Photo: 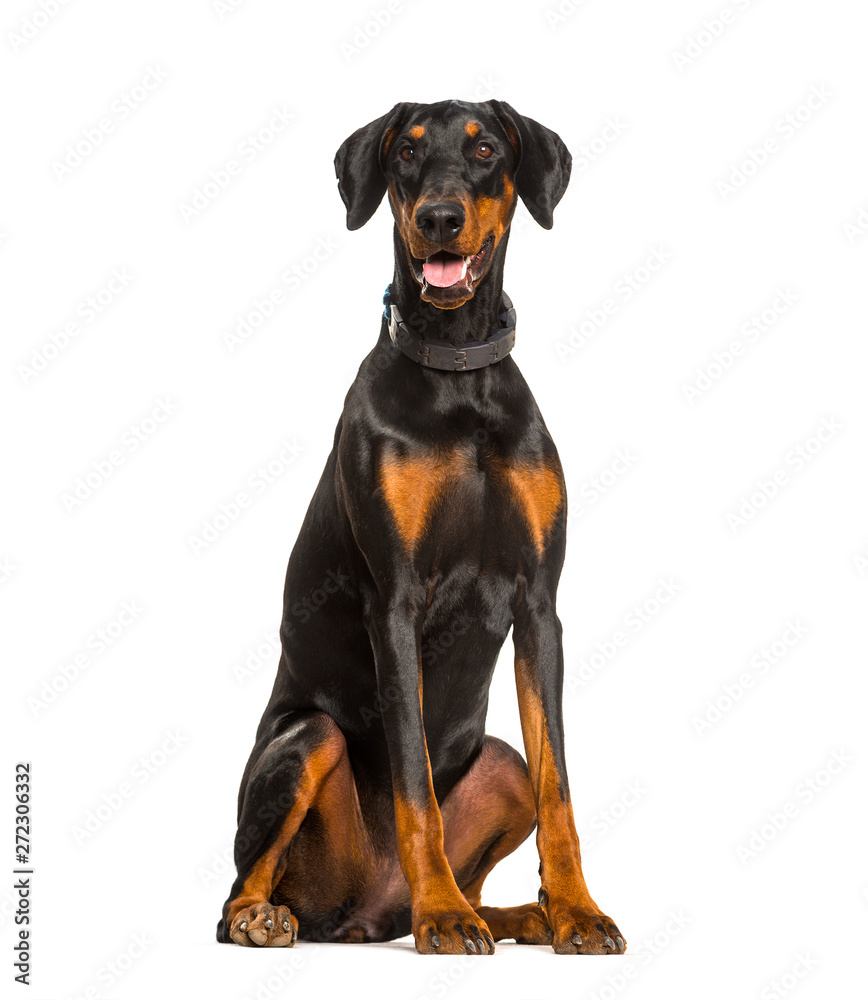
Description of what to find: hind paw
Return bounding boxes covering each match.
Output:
[230,903,297,947]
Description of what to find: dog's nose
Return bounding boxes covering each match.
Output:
[415,201,465,244]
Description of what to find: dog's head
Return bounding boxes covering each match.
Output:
[335,100,572,309]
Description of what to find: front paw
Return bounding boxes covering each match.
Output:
[540,891,625,955]
[414,903,495,955]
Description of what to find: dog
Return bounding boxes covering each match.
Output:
[216,99,625,956]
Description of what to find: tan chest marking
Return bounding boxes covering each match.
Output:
[379,449,563,559]
[497,460,564,557]
[379,447,473,555]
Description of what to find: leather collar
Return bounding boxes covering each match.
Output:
[382,285,516,371]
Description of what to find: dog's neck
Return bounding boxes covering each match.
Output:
[387,226,511,348]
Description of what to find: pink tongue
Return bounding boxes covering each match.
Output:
[423,254,465,288]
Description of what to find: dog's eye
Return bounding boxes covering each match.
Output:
[399,146,414,162]
[476,142,493,160]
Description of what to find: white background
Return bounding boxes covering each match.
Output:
[3,0,867,997]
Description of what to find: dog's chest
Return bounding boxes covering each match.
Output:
[378,442,563,560]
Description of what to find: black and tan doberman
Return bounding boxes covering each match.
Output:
[216,99,626,955]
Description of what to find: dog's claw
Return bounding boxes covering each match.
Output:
[603,935,616,951]
[264,919,273,929]
[571,932,582,946]
[615,935,624,951]
[431,932,440,948]
[239,921,247,932]
[538,887,548,907]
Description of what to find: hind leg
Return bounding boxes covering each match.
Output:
[475,903,553,944]
[282,734,551,949]
[438,736,553,947]
[216,710,371,946]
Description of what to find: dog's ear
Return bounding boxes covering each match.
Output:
[489,101,572,229]
[334,104,410,230]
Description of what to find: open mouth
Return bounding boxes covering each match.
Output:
[414,235,494,302]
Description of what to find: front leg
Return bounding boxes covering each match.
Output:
[513,594,626,955]
[366,589,495,956]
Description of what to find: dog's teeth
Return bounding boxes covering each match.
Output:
[460,259,468,278]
